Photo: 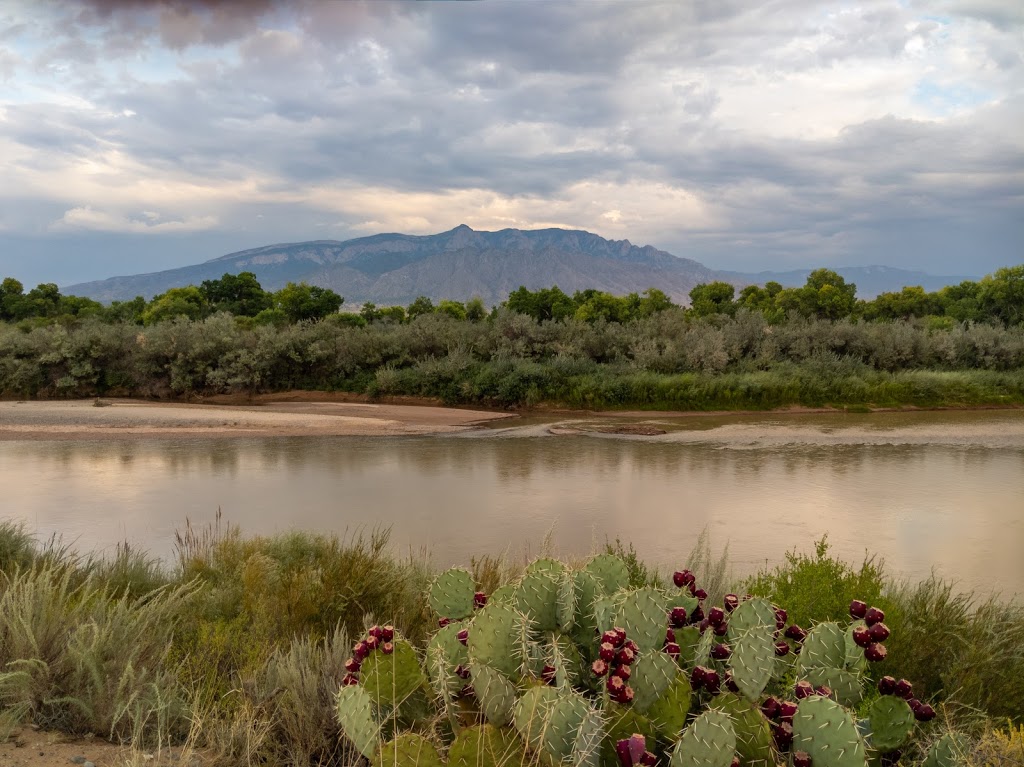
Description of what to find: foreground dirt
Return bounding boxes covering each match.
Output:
[0,728,201,767]
[0,398,514,440]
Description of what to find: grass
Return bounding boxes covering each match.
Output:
[0,520,1022,764]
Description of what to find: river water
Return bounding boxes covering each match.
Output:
[2,411,1022,596]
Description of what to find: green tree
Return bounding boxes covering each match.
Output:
[637,287,675,317]
[862,286,940,321]
[24,283,62,318]
[377,305,407,323]
[506,286,575,321]
[937,280,982,323]
[103,296,147,324]
[273,282,343,322]
[797,269,857,320]
[0,277,25,321]
[406,296,435,319]
[977,266,1024,325]
[465,296,487,322]
[436,299,468,320]
[200,272,272,316]
[574,291,630,323]
[688,281,736,317]
[141,286,208,325]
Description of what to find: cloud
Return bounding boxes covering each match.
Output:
[52,206,217,233]
[0,0,1022,283]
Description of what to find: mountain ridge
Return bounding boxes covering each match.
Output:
[64,225,977,304]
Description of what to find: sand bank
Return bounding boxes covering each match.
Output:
[0,398,513,440]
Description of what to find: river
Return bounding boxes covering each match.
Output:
[2,410,1022,596]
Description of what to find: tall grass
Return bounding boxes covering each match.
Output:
[0,522,1021,762]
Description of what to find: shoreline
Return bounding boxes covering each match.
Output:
[0,397,515,441]
[0,394,1020,441]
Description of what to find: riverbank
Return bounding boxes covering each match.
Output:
[0,398,514,440]
[2,394,1022,441]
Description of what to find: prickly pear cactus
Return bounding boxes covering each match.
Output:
[646,672,692,739]
[727,598,776,640]
[616,587,669,653]
[798,621,848,670]
[516,567,561,632]
[547,632,582,688]
[512,685,559,753]
[360,638,427,709]
[428,568,476,620]
[540,692,600,765]
[729,625,775,701]
[335,685,379,758]
[670,709,737,767]
[470,663,518,727]
[557,569,577,630]
[447,724,529,767]
[373,733,444,767]
[845,620,870,672]
[803,665,863,707]
[712,693,775,767]
[468,601,531,677]
[631,651,679,712]
[584,553,630,594]
[425,621,468,697]
[866,695,915,752]
[922,733,970,767]
[791,695,868,767]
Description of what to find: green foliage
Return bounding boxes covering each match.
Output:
[273,281,343,322]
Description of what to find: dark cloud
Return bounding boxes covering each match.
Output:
[1,0,1021,283]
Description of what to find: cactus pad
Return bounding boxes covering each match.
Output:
[489,584,516,604]
[426,622,468,697]
[468,601,530,677]
[512,685,559,752]
[729,626,775,701]
[584,553,630,594]
[360,639,427,710]
[713,693,775,767]
[541,691,598,764]
[516,568,560,632]
[646,672,693,739]
[866,695,915,752]
[556,569,577,630]
[616,586,670,653]
[792,695,868,767]
[670,709,738,767]
[802,665,863,708]
[447,724,529,767]
[428,568,476,619]
[373,733,443,767]
[470,663,517,727]
[798,621,848,671]
[631,650,680,712]
[335,685,379,758]
[922,733,969,767]
[727,598,777,640]
[845,620,869,672]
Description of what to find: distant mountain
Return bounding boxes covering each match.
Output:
[722,266,977,299]
[64,225,977,305]
[64,225,733,305]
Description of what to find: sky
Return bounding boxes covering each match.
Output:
[0,0,1022,287]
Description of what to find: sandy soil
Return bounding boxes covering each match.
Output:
[0,398,514,440]
[0,727,201,767]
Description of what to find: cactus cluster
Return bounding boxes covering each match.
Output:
[333,555,953,767]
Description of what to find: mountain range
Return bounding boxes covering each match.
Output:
[64,225,976,305]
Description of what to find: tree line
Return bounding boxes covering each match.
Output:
[0,265,1021,328]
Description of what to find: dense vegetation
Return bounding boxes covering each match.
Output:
[1,267,1022,409]
[0,522,1020,764]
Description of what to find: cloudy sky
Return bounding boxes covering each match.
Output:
[1,0,1021,287]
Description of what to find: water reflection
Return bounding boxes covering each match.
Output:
[1,412,1022,597]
